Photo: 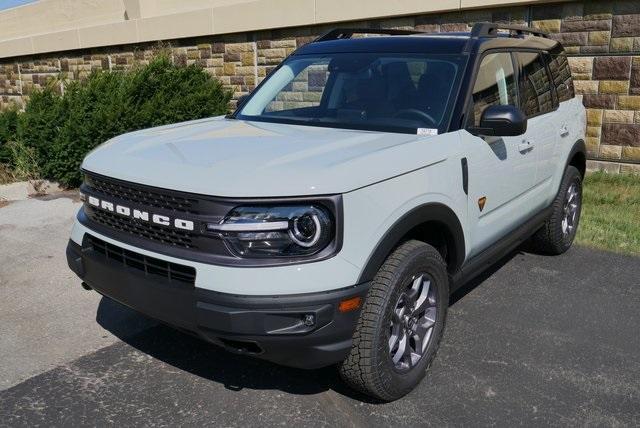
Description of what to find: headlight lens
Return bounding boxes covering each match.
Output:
[206,205,333,258]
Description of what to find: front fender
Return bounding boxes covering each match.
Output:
[356,202,465,283]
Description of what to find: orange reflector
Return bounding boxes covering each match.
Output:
[339,296,362,313]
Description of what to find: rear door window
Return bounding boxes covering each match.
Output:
[546,48,575,103]
[516,52,554,117]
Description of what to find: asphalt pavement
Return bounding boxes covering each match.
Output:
[1,197,639,426]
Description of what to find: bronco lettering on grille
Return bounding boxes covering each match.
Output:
[87,195,195,231]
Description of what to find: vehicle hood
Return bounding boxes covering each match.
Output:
[82,116,450,197]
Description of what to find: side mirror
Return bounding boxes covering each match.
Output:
[472,105,527,137]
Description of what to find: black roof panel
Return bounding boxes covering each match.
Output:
[294,33,560,56]
[295,35,471,55]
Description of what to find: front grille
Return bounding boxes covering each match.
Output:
[83,172,210,250]
[86,235,196,286]
[86,173,200,214]
[89,207,196,249]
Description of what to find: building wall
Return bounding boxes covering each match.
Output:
[0,0,639,173]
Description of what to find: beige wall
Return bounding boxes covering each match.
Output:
[0,0,559,59]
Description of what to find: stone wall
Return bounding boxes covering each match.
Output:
[0,0,639,173]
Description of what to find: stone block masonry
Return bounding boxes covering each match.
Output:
[1,0,640,173]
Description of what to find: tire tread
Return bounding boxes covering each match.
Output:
[529,166,582,255]
[339,240,447,401]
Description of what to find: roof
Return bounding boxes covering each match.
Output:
[294,24,561,56]
[296,35,472,55]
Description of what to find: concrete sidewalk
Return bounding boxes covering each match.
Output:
[0,196,153,390]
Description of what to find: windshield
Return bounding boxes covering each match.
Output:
[236,53,467,134]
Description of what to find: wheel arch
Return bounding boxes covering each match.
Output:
[357,203,466,283]
[567,139,586,178]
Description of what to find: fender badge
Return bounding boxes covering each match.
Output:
[478,197,487,212]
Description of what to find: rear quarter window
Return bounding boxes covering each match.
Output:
[547,53,575,103]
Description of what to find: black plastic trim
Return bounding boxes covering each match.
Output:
[314,28,427,42]
[470,22,548,39]
[566,140,587,177]
[67,238,370,369]
[461,158,469,195]
[355,201,555,294]
[357,203,465,283]
[451,204,552,290]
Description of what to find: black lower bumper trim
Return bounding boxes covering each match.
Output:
[66,238,369,369]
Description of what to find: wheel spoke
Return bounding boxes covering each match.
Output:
[388,323,401,351]
[413,279,431,315]
[391,330,408,364]
[405,275,422,306]
[402,331,414,367]
[392,306,404,324]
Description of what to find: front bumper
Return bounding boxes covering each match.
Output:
[66,237,369,369]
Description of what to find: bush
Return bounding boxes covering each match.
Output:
[6,140,40,181]
[0,54,232,187]
[0,106,18,165]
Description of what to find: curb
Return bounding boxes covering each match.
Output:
[0,180,64,202]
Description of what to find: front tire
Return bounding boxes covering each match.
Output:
[530,165,583,255]
[339,240,449,401]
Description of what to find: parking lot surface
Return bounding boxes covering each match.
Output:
[1,197,639,426]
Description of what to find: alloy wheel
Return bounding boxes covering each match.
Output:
[562,182,579,237]
[388,274,437,372]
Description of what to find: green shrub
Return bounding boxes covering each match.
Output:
[16,88,66,171]
[0,106,19,165]
[1,54,232,187]
[6,139,40,181]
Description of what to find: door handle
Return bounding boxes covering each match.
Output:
[559,124,570,137]
[518,140,533,153]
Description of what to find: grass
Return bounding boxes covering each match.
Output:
[577,171,640,255]
[0,164,17,184]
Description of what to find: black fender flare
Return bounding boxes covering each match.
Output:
[566,139,586,177]
[357,203,466,283]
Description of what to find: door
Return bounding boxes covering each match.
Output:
[544,49,578,203]
[515,51,559,209]
[461,51,538,256]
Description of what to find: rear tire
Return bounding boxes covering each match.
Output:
[339,240,449,401]
[529,165,582,255]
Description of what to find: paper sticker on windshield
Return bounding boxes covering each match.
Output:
[417,128,438,136]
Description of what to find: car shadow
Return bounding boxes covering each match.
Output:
[96,247,525,403]
[96,297,376,402]
[450,248,522,305]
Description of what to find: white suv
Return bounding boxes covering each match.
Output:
[66,23,586,401]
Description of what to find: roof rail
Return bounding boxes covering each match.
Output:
[314,28,426,43]
[470,22,548,38]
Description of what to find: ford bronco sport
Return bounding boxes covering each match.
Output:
[67,23,586,401]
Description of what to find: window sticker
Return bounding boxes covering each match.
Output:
[417,128,439,136]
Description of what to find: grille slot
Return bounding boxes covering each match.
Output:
[87,235,196,285]
[89,208,196,249]
[86,174,200,214]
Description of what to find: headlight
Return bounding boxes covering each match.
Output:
[206,205,334,258]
